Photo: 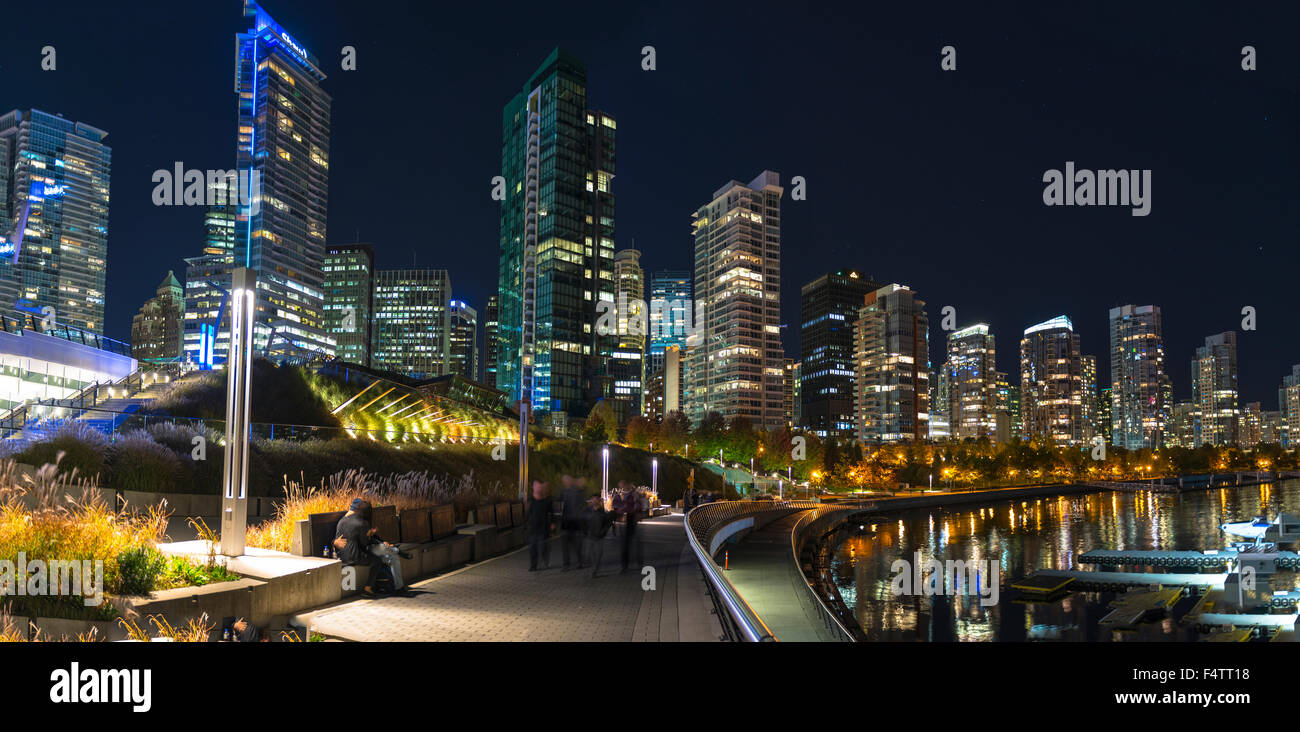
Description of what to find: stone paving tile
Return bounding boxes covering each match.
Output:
[307,515,698,642]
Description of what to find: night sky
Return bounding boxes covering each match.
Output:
[2,1,1296,406]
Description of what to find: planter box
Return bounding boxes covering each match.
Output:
[127,578,263,637]
[30,616,127,642]
[399,507,432,544]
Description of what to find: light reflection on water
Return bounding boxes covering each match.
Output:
[830,480,1300,642]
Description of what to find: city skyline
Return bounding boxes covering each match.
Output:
[1,1,1296,409]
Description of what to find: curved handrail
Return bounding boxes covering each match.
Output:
[683,500,821,642]
[790,506,867,642]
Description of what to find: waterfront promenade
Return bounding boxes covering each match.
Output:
[296,513,722,642]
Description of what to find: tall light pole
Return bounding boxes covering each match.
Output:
[219,267,255,557]
[685,443,689,460]
[652,458,658,495]
[602,445,610,504]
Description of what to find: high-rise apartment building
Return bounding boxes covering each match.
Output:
[233,1,333,358]
[606,248,645,422]
[323,244,374,367]
[448,300,478,381]
[799,269,879,439]
[995,371,1022,438]
[1108,304,1169,449]
[1019,315,1087,446]
[1191,331,1238,447]
[0,109,110,333]
[131,271,184,361]
[684,171,785,430]
[853,284,929,443]
[1081,354,1099,441]
[1095,387,1113,444]
[1240,401,1262,448]
[483,294,499,384]
[1277,364,1300,448]
[944,324,998,440]
[648,269,691,376]
[372,269,451,380]
[496,48,615,422]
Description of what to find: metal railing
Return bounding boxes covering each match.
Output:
[790,506,875,642]
[683,499,821,642]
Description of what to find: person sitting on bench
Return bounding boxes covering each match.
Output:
[333,498,412,596]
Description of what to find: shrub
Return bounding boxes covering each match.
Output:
[115,546,166,595]
[13,422,107,480]
[106,430,184,493]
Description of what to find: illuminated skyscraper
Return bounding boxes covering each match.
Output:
[853,284,929,443]
[1019,315,1087,446]
[497,48,615,423]
[1281,364,1300,448]
[944,324,998,440]
[372,269,451,380]
[448,300,478,381]
[1192,332,1238,447]
[1108,304,1169,449]
[685,171,785,431]
[483,294,499,384]
[0,109,110,333]
[323,244,374,367]
[648,269,691,373]
[131,271,184,361]
[183,178,238,365]
[233,1,333,358]
[606,248,644,421]
[799,269,879,439]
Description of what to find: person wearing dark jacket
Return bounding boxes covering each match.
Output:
[582,495,614,577]
[526,480,553,571]
[333,498,411,595]
[617,481,644,573]
[559,474,586,570]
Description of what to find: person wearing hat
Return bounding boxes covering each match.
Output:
[333,498,411,596]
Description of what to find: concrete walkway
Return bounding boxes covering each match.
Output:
[719,510,834,642]
[296,514,722,642]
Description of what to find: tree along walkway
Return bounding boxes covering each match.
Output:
[296,513,722,642]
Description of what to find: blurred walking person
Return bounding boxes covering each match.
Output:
[582,494,613,577]
[617,480,644,573]
[526,480,553,571]
[559,474,586,570]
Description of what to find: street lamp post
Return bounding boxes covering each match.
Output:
[602,446,610,504]
[219,267,255,557]
[652,458,658,494]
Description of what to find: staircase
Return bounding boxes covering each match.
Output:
[2,366,194,443]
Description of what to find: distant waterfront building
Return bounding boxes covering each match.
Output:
[607,248,645,423]
[648,269,691,376]
[234,1,334,359]
[1261,409,1284,446]
[1191,332,1238,447]
[1240,401,1262,448]
[183,178,238,365]
[482,294,499,384]
[995,371,1022,438]
[323,244,374,367]
[131,271,185,362]
[945,324,998,441]
[448,300,478,381]
[1167,401,1198,448]
[496,48,616,420]
[645,344,684,421]
[1019,315,1087,446]
[0,109,111,334]
[684,171,785,431]
[1279,364,1300,448]
[929,367,950,440]
[372,269,451,380]
[1095,387,1113,444]
[1081,354,1099,441]
[799,269,879,440]
[1108,305,1169,449]
[852,284,929,444]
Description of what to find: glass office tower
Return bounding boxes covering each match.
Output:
[234,1,334,358]
[324,244,374,367]
[497,48,616,422]
[0,109,111,334]
[799,269,879,439]
[372,269,451,380]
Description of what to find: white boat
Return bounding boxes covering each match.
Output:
[1220,515,1271,540]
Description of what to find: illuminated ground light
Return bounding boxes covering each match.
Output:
[320,375,519,445]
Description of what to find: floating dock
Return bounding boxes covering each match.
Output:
[1080,548,1300,570]
[1018,569,1226,591]
[1099,587,1183,627]
[1010,573,1076,596]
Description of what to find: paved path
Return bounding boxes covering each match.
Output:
[720,510,836,642]
[298,514,722,642]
